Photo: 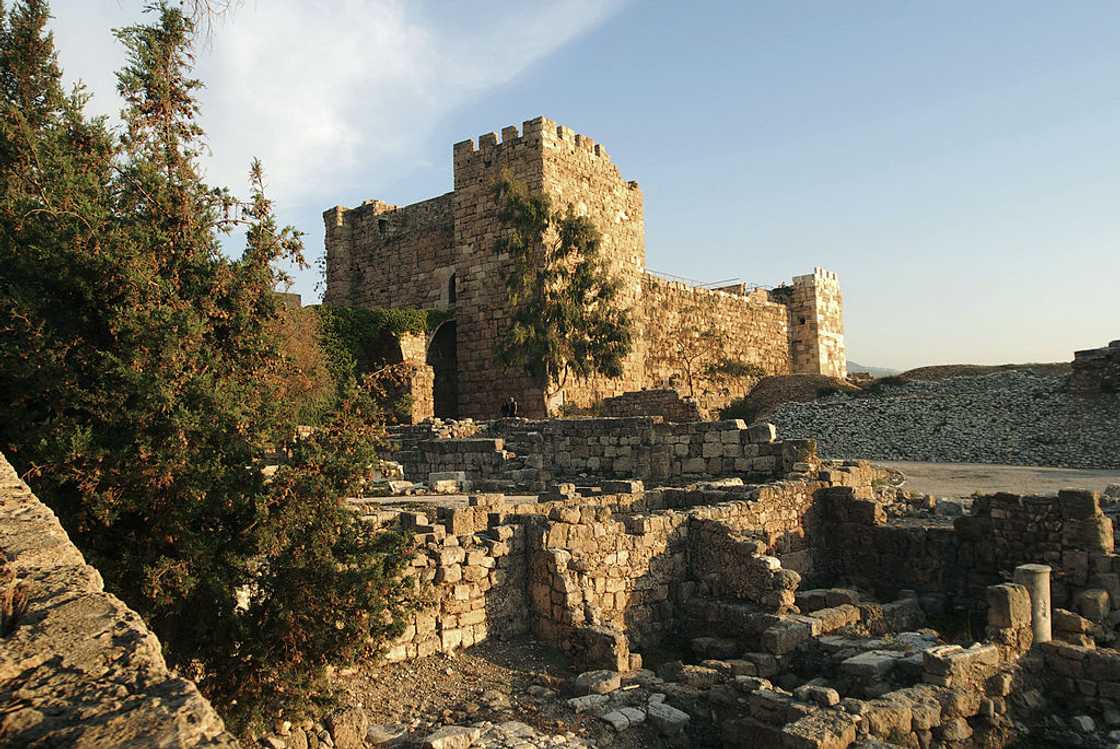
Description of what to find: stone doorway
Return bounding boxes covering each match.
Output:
[427,320,458,419]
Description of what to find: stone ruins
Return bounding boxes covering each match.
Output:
[322,117,846,420]
[4,116,1118,749]
[7,405,1118,748]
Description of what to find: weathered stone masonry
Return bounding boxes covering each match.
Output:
[325,117,847,419]
[0,452,236,748]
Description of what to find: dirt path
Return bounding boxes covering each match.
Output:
[878,460,1120,497]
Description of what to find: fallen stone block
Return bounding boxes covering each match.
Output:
[647,701,690,736]
[567,694,609,713]
[781,710,858,749]
[574,669,621,695]
[676,664,721,689]
[1076,588,1111,622]
[599,710,631,731]
[794,684,841,707]
[747,422,777,444]
[421,725,481,749]
[810,604,861,633]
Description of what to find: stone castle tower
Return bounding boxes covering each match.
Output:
[324,116,845,419]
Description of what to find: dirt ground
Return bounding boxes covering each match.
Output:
[339,635,671,747]
[879,460,1120,497]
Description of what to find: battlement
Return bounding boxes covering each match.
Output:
[326,116,845,417]
[452,116,544,156]
[793,266,840,286]
[451,116,636,189]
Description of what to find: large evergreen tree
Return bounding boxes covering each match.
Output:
[494,179,634,398]
[0,1,413,730]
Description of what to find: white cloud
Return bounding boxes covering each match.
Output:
[50,0,626,206]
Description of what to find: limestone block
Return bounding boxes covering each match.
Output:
[647,701,690,736]
[683,457,706,474]
[1076,588,1111,622]
[841,651,899,680]
[1059,489,1101,520]
[794,684,841,707]
[421,725,481,749]
[986,583,1032,629]
[599,710,631,731]
[574,669,622,695]
[677,665,722,689]
[567,694,609,713]
[809,604,860,633]
[762,618,813,655]
[1054,607,1093,633]
[781,710,858,749]
[327,708,369,749]
[619,706,646,725]
[747,422,777,444]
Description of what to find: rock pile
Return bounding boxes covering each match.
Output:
[770,371,1120,468]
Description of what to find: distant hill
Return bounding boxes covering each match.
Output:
[847,361,900,378]
[899,362,1071,381]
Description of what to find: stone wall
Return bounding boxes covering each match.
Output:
[639,275,792,414]
[0,452,236,747]
[1072,340,1120,395]
[819,486,1119,614]
[1039,639,1120,715]
[394,437,511,484]
[600,388,702,422]
[382,496,532,662]
[366,454,881,670]
[388,417,821,485]
[322,194,455,309]
[325,116,846,420]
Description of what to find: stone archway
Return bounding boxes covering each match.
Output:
[426,320,458,419]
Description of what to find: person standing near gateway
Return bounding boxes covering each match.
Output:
[501,396,519,418]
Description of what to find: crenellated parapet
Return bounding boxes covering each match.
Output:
[325,117,846,419]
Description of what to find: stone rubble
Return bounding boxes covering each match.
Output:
[770,371,1120,468]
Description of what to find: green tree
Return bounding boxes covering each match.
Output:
[0,1,413,731]
[493,178,633,397]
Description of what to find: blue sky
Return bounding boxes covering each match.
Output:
[53,1,1119,370]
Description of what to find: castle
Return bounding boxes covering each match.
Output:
[324,117,846,419]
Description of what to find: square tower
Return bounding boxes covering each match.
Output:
[450,117,647,418]
[789,267,847,379]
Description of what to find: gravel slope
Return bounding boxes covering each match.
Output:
[769,371,1120,469]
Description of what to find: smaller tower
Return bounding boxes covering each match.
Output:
[788,267,846,379]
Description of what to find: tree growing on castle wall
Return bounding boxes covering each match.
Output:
[0,1,414,731]
[493,178,634,396]
[652,293,765,409]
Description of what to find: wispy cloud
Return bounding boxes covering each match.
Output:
[51,0,626,205]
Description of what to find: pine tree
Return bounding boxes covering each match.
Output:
[0,1,414,731]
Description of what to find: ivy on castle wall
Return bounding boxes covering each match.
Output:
[299,306,453,425]
[313,305,451,384]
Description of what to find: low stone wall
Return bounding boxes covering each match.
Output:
[0,452,236,748]
[1039,639,1120,714]
[387,417,819,486]
[1072,340,1120,395]
[394,437,510,483]
[599,388,702,422]
[371,461,878,669]
[819,485,1119,615]
[386,497,531,661]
